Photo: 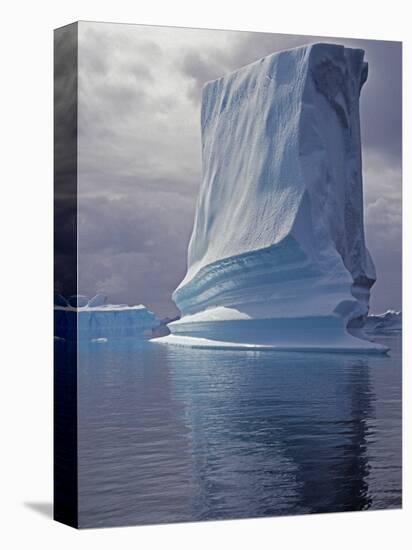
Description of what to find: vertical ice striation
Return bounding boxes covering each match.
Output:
[158,43,387,353]
[54,304,158,340]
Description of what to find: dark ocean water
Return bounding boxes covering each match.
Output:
[75,334,401,528]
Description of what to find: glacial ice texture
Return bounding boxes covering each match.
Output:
[159,43,387,353]
[54,304,158,340]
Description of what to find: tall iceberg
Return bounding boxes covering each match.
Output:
[158,43,387,353]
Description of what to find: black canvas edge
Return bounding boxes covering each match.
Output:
[53,21,79,529]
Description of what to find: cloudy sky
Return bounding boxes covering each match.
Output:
[77,22,402,317]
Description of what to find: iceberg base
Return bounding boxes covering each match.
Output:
[153,334,388,354]
[152,315,389,355]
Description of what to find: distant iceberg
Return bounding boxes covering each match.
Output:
[157,43,388,353]
[364,311,402,334]
[67,294,88,307]
[54,296,158,340]
[87,293,108,307]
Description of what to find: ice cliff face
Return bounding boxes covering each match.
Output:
[54,303,158,340]
[159,43,386,353]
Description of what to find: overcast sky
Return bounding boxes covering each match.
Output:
[77,21,402,317]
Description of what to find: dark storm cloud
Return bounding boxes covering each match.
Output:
[78,189,195,315]
[181,51,227,102]
[358,41,402,162]
[54,24,78,197]
[77,22,402,316]
[54,23,78,296]
[363,149,402,312]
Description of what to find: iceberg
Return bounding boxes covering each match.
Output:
[68,294,89,307]
[150,316,181,338]
[157,43,387,353]
[54,292,69,307]
[54,303,158,340]
[87,293,108,307]
[364,311,402,334]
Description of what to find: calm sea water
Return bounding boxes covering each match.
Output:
[75,334,402,528]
